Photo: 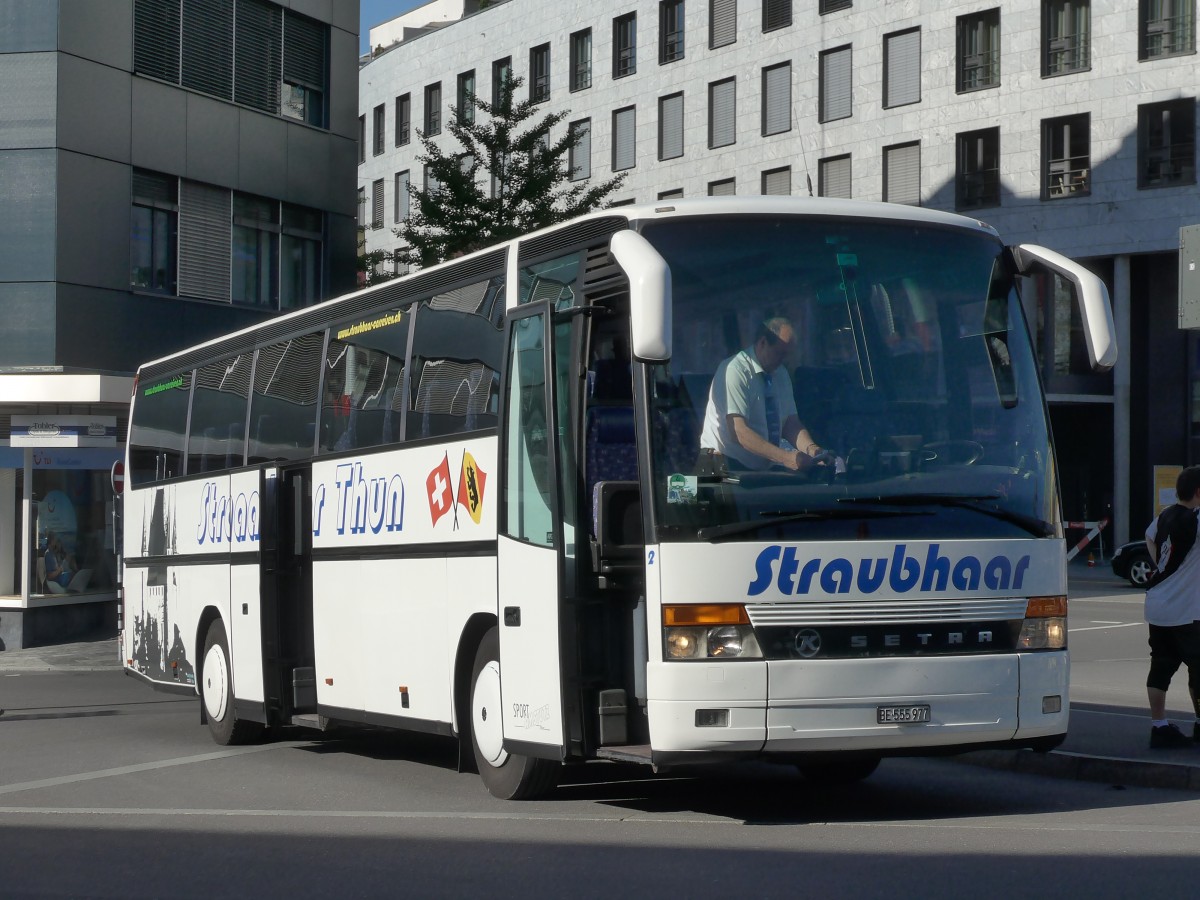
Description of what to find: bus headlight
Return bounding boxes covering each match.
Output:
[1018,596,1067,650]
[663,605,763,659]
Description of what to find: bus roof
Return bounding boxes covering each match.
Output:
[137,196,999,373]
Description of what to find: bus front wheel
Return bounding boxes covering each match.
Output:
[201,618,261,746]
[469,628,559,800]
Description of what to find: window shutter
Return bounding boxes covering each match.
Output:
[885,29,920,107]
[710,78,735,147]
[613,107,636,171]
[762,63,791,135]
[179,180,231,301]
[820,156,851,198]
[395,171,410,222]
[372,179,384,228]
[764,0,792,30]
[284,10,326,90]
[762,166,791,195]
[820,46,852,121]
[234,0,281,113]
[570,120,592,180]
[182,0,233,100]
[660,94,684,160]
[710,0,736,48]
[885,143,921,205]
[709,178,736,196]
[134,0,180,82]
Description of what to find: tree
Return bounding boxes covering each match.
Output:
[356,226,398,287]
[396,75,626,268]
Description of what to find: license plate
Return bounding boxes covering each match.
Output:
[877,704,931,724]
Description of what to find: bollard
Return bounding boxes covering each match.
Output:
[1087,551,1095,567]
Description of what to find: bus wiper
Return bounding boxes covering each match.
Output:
[838,493,1054,537]
[697,507,919,542]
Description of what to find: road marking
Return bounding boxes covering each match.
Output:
[1068,622,1142,633]
[0,742,309,797]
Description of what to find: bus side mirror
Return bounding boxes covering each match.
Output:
[1011,243,1117,372]
[610,230,672,363]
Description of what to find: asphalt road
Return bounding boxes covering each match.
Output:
[3,658,1200,899]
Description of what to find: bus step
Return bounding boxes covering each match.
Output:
[290,713,328,731]
[595,744,653,765]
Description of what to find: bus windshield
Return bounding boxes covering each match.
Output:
[639,214,1057,545]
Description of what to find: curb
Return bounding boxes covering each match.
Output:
[957,748,1200,792]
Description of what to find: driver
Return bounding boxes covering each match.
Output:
[699,317,826,472]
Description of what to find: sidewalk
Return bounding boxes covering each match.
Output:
[3,563,1199,791]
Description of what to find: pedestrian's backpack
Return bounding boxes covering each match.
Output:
[1146,504,1200,590]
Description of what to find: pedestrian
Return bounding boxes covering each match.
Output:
[1144,465,1200,748]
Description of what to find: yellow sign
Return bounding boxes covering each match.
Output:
[1153,465,1183,515]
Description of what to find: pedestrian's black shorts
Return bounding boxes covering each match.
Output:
[1146,621,1200,692]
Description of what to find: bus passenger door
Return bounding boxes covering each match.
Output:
[497,302,569,758]
[260,464,316,724]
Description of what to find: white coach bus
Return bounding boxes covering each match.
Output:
[121,197,1115,799]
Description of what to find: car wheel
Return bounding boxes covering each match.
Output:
[1128,552,1154,587]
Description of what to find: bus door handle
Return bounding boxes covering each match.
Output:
[504,607,521,627]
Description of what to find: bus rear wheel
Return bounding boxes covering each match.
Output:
[201,618,261,746]
[469,627,559,800]
[796,756,881,784]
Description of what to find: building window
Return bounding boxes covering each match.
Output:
[394,249,410,277]
[956,128,1001,210]
[708,77,736,148]
[396,93,411,146]
[358,114,365,163]
[569,119,591,180]
[660,0,685,64]
[371,178,384,229]
[819,45,852,123]
[762,62,791,136]
[614,13,637,78]
[424,164,441,194]
[492,57,512,107]
[131,169,178,295]
[819,154,851,198]
[134,1,328,127]
[424,82,442,135]
[884,141,921,206]
[613,105,636,171]
[708,178,735,195]
[372,103,385,156]
[395,170,410,223]
[1140,0,1196,59]
[958,9,1001,92]
[658,188,684,200]
[762,166,791,195]
[356,187,365,228]
[530,44,551,103]
[1043,0,1090,76]
[1043,114,1090,199]
[710,0,736,48]
[281,203,322,309]
[232,192,279,308]
[884,28,921,108]
[458,70,476,124]
[821,0,852,12]
[570,29,592,91]
[1138,98,1197,188]
[763,0,791,32]
[659,92,685,160]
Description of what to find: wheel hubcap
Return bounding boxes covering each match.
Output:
[472,659,506,767]
[202,642,229,722]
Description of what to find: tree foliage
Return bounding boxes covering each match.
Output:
[396,75,626,267]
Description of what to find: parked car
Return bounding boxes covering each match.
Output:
[1111,540,1154,587]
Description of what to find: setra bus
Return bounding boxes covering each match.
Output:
[121,197,1116,799]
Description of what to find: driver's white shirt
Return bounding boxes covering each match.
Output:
[699,347,797,471]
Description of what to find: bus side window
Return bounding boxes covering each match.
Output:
[128,370,192,485]
[319,307,409,454]
[188,355,252,474]
[248,333,323,464]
